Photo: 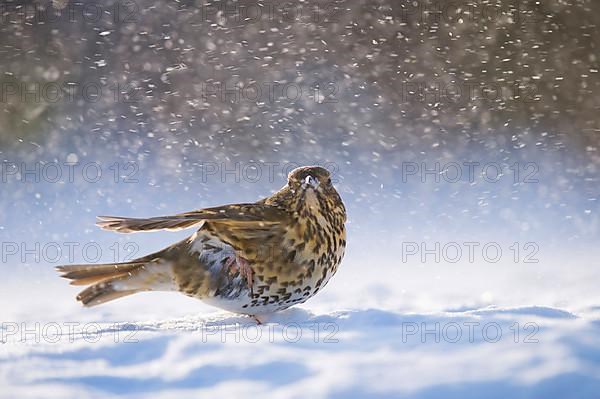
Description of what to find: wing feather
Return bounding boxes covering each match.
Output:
[97,204,286,234]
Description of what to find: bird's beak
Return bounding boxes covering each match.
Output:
[303,175,320,189]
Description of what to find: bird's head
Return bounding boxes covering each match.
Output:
[283,166,346,222]
[287,165,331,193]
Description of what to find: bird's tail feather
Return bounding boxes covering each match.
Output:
[57,262,145,285]
[56,260,174,307]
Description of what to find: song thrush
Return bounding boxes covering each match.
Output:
[57,166,347,315]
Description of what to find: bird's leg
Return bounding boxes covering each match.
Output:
[224,253,254,294]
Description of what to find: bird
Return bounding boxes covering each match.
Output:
[56,165,347,316]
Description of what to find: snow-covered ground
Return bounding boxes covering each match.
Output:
[2,305,600,399]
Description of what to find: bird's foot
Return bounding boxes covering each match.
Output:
[225,254,254,294]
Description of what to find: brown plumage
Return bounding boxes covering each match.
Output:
[57,166,347,315]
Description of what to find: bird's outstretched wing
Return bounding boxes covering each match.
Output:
[97,204,287,233]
